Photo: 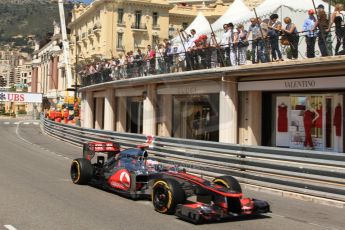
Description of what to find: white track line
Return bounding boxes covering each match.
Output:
[4,122,10,125]
[4,225,18,230]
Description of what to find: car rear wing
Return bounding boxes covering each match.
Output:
[83,142,121,160]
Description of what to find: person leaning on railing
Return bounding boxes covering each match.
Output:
[315,4,330,57]
[328,3,345,55]
[228,23,239,66]
[248,17,268,64]
[236,24,249,65]
[281,17,299,60]
[268,14,283,61]
[303,9,317,58]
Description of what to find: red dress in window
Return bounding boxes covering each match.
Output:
[315,106,322,128]
[333,105,342,137]
[277,105,288,132]
[304,110,314,147]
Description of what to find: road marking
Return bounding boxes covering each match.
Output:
[14,122,20,125]
[33,122,39,125]
[4,122,10,125]
[23,122,30,125]
[270,213,340,230]
[4,225,18,230]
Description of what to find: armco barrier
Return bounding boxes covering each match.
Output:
[42,118,345,202]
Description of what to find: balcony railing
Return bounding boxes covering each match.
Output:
[117,21,126,27]
[152,24,160,30]
[131,23,147,30]
[80,28,344,88]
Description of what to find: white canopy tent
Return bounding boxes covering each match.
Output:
[211,0,251,33]
[171,12,210,45]
[234,0,333,25]
[231,0,334,58]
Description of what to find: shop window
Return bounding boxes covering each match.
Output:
[276,95,335,151]
[172,94,219,142]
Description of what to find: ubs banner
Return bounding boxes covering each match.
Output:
[0,92,43,103]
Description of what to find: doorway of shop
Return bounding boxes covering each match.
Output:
[126,98,143,134]
[173,94,219,141]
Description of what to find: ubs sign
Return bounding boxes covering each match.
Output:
[0,92,42,103]
[284,80,316,89]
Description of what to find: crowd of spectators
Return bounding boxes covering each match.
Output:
[81,4,345,86]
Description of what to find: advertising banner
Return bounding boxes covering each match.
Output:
[0,92,43,103]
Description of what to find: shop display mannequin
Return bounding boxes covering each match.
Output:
[315,102,323,137]
[304,103,319,149]
[277,102,288,132]
[334,103,342,137]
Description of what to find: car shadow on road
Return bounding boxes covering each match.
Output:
[176,214,271,225]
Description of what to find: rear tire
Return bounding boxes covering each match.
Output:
[152,178,185,214]
[70,158,93,185]
[213,175,242,193]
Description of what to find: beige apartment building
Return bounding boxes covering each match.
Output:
[68,0,172,63]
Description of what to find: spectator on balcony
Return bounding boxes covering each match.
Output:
[145,45,156,75]
[196,35,208,69]
[303,9,317,58]
[156,44,166,74]
[118,53,127,79]
[190,29,200,69]
[315,4,330,56]
[237,24,249,65]
[89,64,97,74]
[228,23,239,66]
[220,23,230,66]
[175,45,186,72]
[208,32,221,68]
[268,14,283,61]
[248,18,268,64]
[282,17,299,60]
[134,49,145,77]
[329,3,345,55]
[164,42,174,73]
[126,51,134,77]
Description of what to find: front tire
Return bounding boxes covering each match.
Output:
[70,158,93,185]
[152,178,185,214]
[213,175,242,193]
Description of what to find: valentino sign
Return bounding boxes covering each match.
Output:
[238,76,345,91]
[284,80,316,89]
[0,92,43,103]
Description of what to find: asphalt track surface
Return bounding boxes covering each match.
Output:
[0,119,344,230]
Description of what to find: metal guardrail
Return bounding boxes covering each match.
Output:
[42,117,345,202]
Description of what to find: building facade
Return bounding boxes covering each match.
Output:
[31,27,67,110]
[79,56,345,153]
[68,0,172,63]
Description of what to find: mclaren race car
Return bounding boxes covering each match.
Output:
[70,141,270,224]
